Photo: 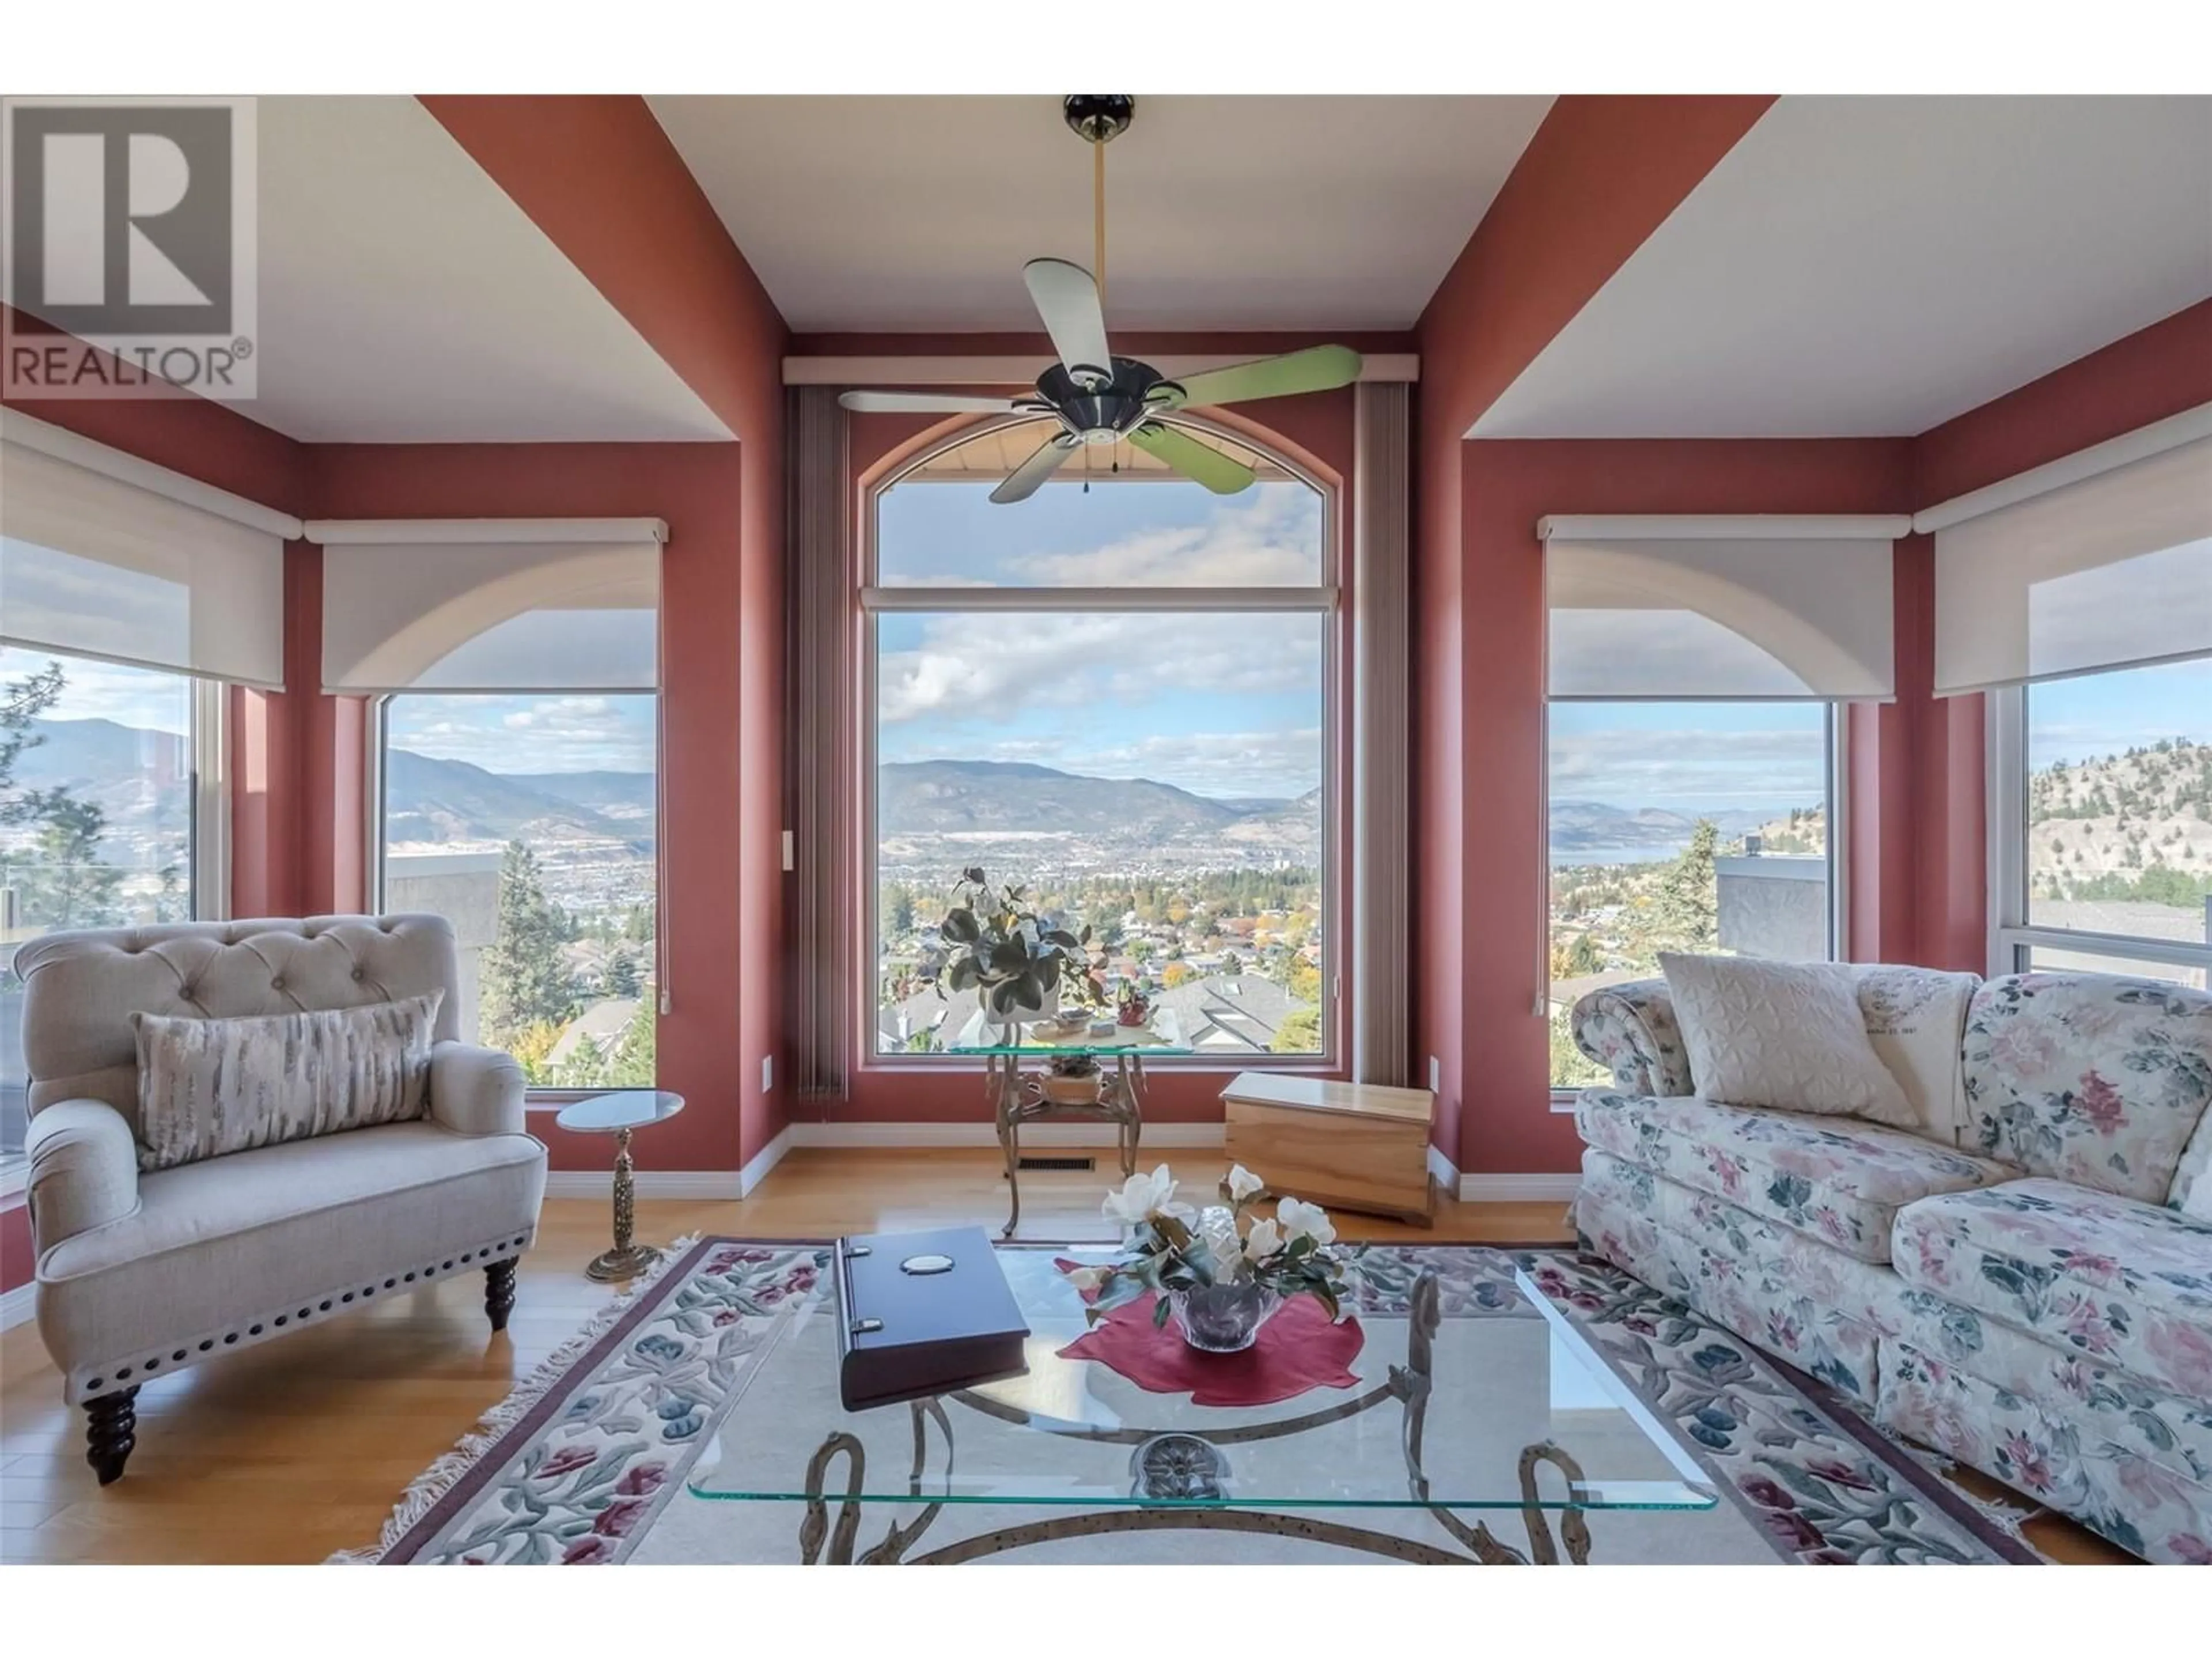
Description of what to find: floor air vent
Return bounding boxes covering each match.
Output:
[1016,1155,1096,1172]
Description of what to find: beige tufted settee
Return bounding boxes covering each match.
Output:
[18,914,547,1483]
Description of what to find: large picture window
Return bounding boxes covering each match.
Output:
[1547,701,1836,1088]
[867,419,1334,1060]
[374,692,659,1087]
[2,646,220,1165]
[1991,657,2212,990]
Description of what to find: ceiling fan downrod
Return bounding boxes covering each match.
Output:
[1063,96,1133,311]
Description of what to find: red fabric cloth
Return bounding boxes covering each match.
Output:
[1055,1280,1366,1408]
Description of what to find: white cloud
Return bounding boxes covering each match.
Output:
[388,694,651,773]
[1005,487,1324,588]
[2,647,191,733]
[1548,726,1827,807]
[879,612,1320,725]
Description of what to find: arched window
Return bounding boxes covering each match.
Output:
[865,415,1336,1059]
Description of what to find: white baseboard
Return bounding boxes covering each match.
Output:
[1,1279,35,1334]
[785,1121,1226,1151]
[738,1125,794,1196]
[1426,1142,1461,1194]
[541,1169,742,1200]
[1457,1173,1581,1203]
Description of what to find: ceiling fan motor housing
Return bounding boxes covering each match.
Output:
[1036,357,1179,441]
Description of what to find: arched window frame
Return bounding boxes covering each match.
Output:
[857,409,1347,1071]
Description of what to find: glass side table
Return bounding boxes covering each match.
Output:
[555,1089,685,1282]
[944,1011,1190,1238]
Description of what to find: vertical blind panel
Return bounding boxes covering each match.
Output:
[1933,436,2212,694]
[0,440,286,687]
[321,540,661,693]
[1545,536,1895,700]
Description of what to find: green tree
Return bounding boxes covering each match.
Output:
[1650,819,1721,952]
[886,884,917,937]
[605,948,641,998]
[1270,1006,1322,1054]
[1565,931,1604,975]
[10,795,127,929]
[480,839,578,1048]
[1286,957,1322,1003]
[608,1003,656,1086]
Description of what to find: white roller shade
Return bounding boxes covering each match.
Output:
[1928,429,2212,696]
[1540,516,1904,701]
[312,520,665,695]
[0,434,289,688]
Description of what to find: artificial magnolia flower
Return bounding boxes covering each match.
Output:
[1275,1196,1338,1248]
[1064,1264,1111,1294]
[1224,1164,1266,1205]
[1102,1165,1180,1226]
[1241,1216,1284,1262]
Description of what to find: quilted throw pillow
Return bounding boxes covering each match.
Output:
[1659,953,1916,1126]
[133,993,443,1173]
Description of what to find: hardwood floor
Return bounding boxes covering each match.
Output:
[0,1147,2122,1564]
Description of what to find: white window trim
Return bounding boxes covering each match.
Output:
[1986,684,2212,982]
[191,676,230,921]
[1546,702,1848,1109]
[858,412,1343,1071]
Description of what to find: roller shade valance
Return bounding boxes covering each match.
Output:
[1540,516,1904,701]
[1929,425,2212,696]
[0,431,289,688]
[311,519,666,695]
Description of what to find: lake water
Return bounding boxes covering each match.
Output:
[1548,844,1679,869]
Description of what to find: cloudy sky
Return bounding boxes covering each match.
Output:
[873,478,1328,801]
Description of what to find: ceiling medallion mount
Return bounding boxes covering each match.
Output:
[1063,94,1135,145]
[837,97,1362,504]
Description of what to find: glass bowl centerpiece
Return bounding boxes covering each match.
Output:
[1068,1165,1356,1352]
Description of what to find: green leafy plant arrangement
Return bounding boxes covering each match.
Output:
[1066,1165,1358,1327]
[935,866,1107,1021]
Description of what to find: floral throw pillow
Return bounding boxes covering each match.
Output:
[1658,953,1918,1127]
[134,993,442,1172]
[1962,972,2212,1206]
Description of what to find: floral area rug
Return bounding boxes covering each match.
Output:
[336,1238,2037,1565]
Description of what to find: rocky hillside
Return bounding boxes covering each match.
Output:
[2030,738,2212,893]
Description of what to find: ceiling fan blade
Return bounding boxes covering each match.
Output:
[838,391,1025,414]
[990,433,1080,503]
[1022,258,1113,387]
[1127,423,1257,496]
[1165,344,1363,408]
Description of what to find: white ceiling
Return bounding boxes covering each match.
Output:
[248,97,729,443]
[650,94,1554,333]
[1474,95,2212,440]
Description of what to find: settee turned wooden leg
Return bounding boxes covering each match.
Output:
[86,1387,141,1486]
[485,1258,518,1332]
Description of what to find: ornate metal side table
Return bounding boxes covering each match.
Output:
[556,1089,685,1282]
[945,1011,1189,1238]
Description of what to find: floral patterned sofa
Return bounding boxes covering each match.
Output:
[1569,968,2212,1563]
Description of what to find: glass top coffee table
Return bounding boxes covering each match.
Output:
[687,1247,1715,1564]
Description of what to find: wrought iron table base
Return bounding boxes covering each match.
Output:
[790,1267,1597,1564]
[990,1050,1147,1238]
[585,1125,664,1282]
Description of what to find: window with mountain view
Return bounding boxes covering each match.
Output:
[869,419,1332,1060]
[375,693,658,1088]
[2001,657,2212,991]
[2,647,202,1163]
[1548,701,1834,1089]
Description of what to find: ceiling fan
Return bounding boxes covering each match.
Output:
[839,95,1364,503]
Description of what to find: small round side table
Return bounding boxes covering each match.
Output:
[556,1089,685,1282]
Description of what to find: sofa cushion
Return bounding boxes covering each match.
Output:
[36,1119,546,1390]
[1575,1089,2014,1263]
[1659,953,1917,1127]
[1962,972,2212,1205]
[134,993,441,1172]
[1892,1179,2212,1400]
